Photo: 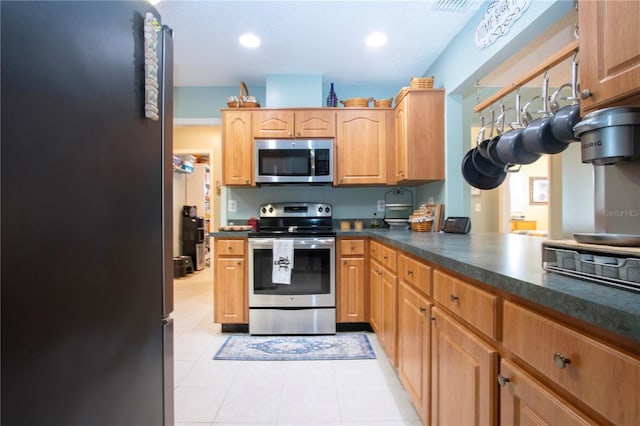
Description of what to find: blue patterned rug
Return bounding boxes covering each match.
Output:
[213,334,376,361]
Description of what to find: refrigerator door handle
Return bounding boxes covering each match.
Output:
[162,317,174,426]
[161,24,174,317]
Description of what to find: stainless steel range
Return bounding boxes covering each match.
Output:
[248,202,336,335]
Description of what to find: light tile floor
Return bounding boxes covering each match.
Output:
[173,266,422,426]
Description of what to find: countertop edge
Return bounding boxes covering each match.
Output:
[211,230,640,344]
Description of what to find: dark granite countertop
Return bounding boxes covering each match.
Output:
[211,229,640,344]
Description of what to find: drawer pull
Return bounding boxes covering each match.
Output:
[407,270,413,276]
[449,294,459,302]
[497,374,510,386]
[227,246,232,250]
[553,353,571,369]
[419,306,426,313]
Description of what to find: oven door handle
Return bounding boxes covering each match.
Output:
[248,238,335,249]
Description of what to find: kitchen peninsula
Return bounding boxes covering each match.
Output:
[212,229,639,425]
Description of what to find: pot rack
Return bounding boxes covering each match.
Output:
[473,40,579,113]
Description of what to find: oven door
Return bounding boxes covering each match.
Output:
[248,237,335,308]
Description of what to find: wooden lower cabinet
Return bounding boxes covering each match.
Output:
[431,306,498,426]
[370,258,397,364]
[213,238,247,323]
[499,359,597,425]
[337,238,366,322]
[397,281,432,424]
[503,301,640,425]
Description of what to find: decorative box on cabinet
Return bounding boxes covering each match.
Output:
[392,89,444,184]
[578,0,640,113]
[221,110,253,186]
[337,238,367,323]
[213,238,247,324]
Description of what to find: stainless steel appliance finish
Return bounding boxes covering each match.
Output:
[573,106,640,165]
[248,202,336,335]
[569,106,640,244]
[255,139,333,184]
[2,3,174,424]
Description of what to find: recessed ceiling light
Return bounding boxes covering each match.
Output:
[366,32,387,48]
[239,33,261,48]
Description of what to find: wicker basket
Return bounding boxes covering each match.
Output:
[411,221,433,232]
[340,97,372,107]
[374,98,393,108]
[226,81,260,108]
[410,76,435,89]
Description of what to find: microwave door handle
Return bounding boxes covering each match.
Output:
[310,148,315,177]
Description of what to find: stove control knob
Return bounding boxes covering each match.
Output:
[325,207,330,213]
[317,206,323,213]
[261,207,267,214]
[268,207,274,213]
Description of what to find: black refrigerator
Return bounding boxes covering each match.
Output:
[1,2,174,425]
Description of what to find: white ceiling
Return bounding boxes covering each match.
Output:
[156,0,484,88]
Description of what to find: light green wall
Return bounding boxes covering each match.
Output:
[420,0,574,217]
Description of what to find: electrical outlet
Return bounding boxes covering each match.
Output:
[228,199,237,212]
[377,200,385,211]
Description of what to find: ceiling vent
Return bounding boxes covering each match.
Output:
[432,0,471,12]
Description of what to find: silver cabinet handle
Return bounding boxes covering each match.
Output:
[553,353,571,369]
[497,374,510,386]
[450,294,459,302]
[580,89,593,99]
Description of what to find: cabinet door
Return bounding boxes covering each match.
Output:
[380,267,397,365]
[579,0,640,113]
[213,258,246,323]
[397,282,432,424]
[252,110,295,138]
[294,110,336,137]
[499,359,597,426]
[337,257,366,322]
[222,110,253,186]
[394,97,407,183]
[393,90,445,184]
[431,307,498,426]
[335,110,388,185]
[369,260,381,333]
[503,301,640,426]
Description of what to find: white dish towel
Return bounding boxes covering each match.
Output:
[272,239,294,284]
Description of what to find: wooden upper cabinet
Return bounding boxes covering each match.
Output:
[253,109,335,138]
[578,0,640,113]
[335,110,390,185]
[295,110,336,138]
[392,89,444,184]
[222,110,253,186]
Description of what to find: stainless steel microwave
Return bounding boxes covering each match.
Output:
[255,139,333,184]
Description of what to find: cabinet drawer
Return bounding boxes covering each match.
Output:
[499,359,596,425]
[379,244,397,272]
[370,240,382,262]
[215,239,245,256]
[398,253,431,296]
[432,269,498,340]
[340,239,365,256]
[503,301,640,426]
